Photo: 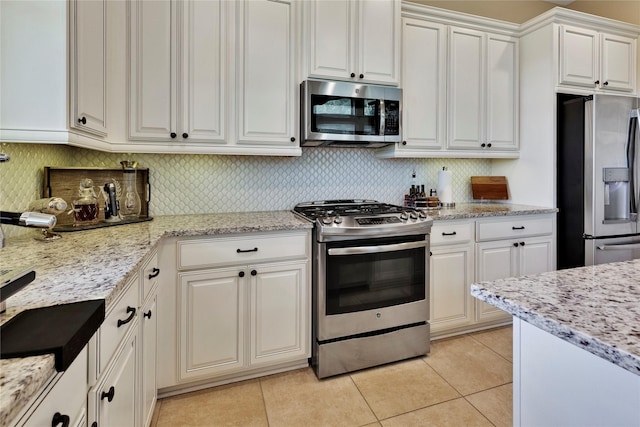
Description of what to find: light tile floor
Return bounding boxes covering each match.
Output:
[152,326,513,427]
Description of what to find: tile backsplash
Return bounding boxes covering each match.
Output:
[0,143,491,237]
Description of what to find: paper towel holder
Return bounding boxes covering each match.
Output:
[437,166,455,208]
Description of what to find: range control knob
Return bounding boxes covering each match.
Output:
[409,212,418,220]
[334,215,343,224]
[417,211,427,219]
[400,212,409,221]
[321,216,333,225]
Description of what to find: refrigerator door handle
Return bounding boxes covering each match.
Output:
[627,109,638,216]
[596,242,640,251]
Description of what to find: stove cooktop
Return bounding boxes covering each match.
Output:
[293,200,409,221]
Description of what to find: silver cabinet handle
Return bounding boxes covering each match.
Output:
[328,240,427,256]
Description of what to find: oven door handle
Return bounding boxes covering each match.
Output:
[596,242,640,251]
[327,240,427,256]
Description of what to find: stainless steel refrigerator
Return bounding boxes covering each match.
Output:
[557,93,640,268]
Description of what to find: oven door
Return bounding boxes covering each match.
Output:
[317,234,429,341]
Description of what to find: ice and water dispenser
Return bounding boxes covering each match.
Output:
[603,167,632,223]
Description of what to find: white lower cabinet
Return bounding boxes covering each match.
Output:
[430,213,555,337]
[475,215,555,324]
[89,328,138,427]
[157,230,311,391]
[429,221,474,336]
[20,347,88,427]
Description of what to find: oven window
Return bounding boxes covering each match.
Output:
[311,95,380,135]
[325,237,426,315]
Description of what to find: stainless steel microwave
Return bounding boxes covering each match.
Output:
[300,80,402,148]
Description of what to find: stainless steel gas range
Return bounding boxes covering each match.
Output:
[293,200,433,378]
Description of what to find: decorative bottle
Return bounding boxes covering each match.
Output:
[119,160,141,220]
[72,178,100,226]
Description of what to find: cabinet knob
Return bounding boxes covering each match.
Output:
[594,80,600,86]
[78,116,87,125]
[144,310,152,319]
[487,143,492,148]
[603,81,609,86]
[117,306,136,328]
[101,386,115,403]
[402,140,407,146]
[520,241,525,246]
[148,267,160,279]
[513,242,519,247]
[182,132,189,139]
[359,73,364,79]
[290,136,296,142]
[239,271,245,278]
[170,132,177,139]
[481,143,486,148]
[52,412,70,427]
[350,72,356,78]
[251,270,257,276]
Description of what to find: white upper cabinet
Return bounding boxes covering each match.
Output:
[304,0,400,85]
[448,27,519,152]
[70,0,108,137]
[129,0,226,143]
[397,18,446,151]
[559,24,636,93]
[0,0,109,147]
[235,0,298,149]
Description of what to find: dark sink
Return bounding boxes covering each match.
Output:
[1,299,105,371]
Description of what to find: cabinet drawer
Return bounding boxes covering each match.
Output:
[140,250,159,302]
[476,216,554,242]
[431,221,473,246]
[23,347,87,427]
[98,278,138,374]
[178,231,309,270]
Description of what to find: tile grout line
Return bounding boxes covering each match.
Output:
[258,377,272,427]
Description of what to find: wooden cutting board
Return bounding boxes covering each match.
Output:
[471,176,509,200]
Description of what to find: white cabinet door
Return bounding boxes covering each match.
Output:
[600,32,636,92]
[180,0,227,143]
[236,0,297,147]
[179,268,245,380]
[306,0,352,81]
[559,25,599,89]
[447,26,485,150]
[358,0,400,85]
[305,0,399,85]
[140,294,157,427]
[400,18,446,150]
[486,34,518,151]
[430,244,474,335]
[129,0,174,140]
[518,237,553,276]
[249,261,309,366]
[475,240,517,323]
[70,0,107,136]
[91,331,138,427]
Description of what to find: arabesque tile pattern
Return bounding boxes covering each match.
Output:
[153,326,513,427]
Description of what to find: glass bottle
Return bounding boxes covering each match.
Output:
[73,178,100,226]
[119,160,141,220]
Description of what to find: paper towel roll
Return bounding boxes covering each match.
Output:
[437,169,453,204]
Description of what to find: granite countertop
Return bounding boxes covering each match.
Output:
[0,210,311,426]
[471,259,640,376]
[0,203,554,425]
[431,202,557,220]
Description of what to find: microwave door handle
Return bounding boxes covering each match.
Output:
[380,99,386,136]
[328,240,427,256]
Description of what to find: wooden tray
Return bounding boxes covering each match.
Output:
[43,167,150,228]
[471,176,509,200]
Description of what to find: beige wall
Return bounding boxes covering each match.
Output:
[408,0,640,25]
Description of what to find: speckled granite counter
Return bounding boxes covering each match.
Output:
[431,202,557,220]
[0,204,554,425]
[471,259,640,376]
[0,211,311,426]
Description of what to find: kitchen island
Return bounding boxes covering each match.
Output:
[471,260,640,426]
[0,203,555,426]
